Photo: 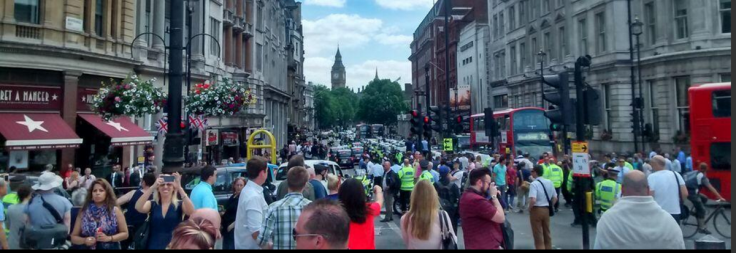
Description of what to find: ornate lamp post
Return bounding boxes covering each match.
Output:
[631,17,645,151]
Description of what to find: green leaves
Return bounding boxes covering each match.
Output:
[313,78,407,129]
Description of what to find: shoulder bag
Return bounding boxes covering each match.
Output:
[439,210,458,250]
[20,196,68,249]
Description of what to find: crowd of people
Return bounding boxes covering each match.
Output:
[0,141,722,250]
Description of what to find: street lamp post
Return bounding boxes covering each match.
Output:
[627,0,640,154]
[631,17,645,152]
[537,51,547,108]
[162,0,185,173]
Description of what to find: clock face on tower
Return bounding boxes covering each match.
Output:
[333,73,339,79]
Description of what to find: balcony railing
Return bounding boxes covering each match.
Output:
[16,24,42,39]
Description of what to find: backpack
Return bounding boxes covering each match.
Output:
[20,196,69,249]
[436,182,456,212]
[683,171,701,194]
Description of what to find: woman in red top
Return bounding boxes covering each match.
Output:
[338,179,384,249]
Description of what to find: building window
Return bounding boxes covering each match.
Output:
[500,12,505,36]
[674,0,689,39]
[257,5,263,30]
[510,46,517,75]
[675,76,691,133]
[603,84,612,130]
[579,19,588,56]
[721,73,732,82]
[256,43,263,71]
[15,0,41,24]
[500,51,506,78]
[544,32,552,62]
[520,42,527,70]
[558,26,567,59]
[493,15,499,40]
[557,0,564,8]
[519,0,527,24]
[95,0,105,36]
[721,0,731,33]
[494,53,500,80]
[531,37,538,63]
[645,2,656,45]
[543,0,550,14]
[509,6,516,30]
[210,18,220,56]
[494,95,509,108]
[647,80,660,139]
[531,0,538,18]
[595,12,606,54]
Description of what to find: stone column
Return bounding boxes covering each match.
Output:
[135,0,147,46]
[152,0,165,50]
[226,26,233,66]
[62,71,82,171]
[190,0,204,60]
[2,0,13,23]
[236,33,243,69]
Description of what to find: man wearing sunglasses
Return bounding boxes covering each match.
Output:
[294,199,350,250]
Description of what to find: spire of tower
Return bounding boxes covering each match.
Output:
[374,68,379,81]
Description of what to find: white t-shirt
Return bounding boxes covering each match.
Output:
[235,182,269,249]
[372,163,384,177]
[451,170,465,189]
[459,157,469,170]
[529,177,557,207]
[647,170,685,215]
[670,160,682,173]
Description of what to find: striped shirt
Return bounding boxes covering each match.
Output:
[257,192,311,249]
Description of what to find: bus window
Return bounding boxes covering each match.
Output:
[711,142,731,170]
[477,118,485,131]
[712,90,731,117]
[513,110,548,130]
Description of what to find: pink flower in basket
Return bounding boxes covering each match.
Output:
[115,97,122,102]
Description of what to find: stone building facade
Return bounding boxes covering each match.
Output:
[486,0,731,155]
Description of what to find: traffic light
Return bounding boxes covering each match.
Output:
[455,115,469,134]
[410,110,423,137]
[583,88,603,125]
[542,72,574,126]
[423,116,432,139]
[428,106,443,133]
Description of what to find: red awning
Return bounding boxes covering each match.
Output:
[79,114,154,146]
[0,113,83,150]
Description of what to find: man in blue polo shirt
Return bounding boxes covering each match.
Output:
[191,165,219,210]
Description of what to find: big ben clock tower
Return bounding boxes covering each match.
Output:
[331,47,346,89]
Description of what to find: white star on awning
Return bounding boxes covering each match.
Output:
[106,121,129,132]
[16,115,48,133]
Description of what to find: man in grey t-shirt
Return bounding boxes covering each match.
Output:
[25,172,72,233]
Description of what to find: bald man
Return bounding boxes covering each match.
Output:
[647,155,688,223]
[594,171,685,249]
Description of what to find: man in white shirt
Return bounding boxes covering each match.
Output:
[647,155,688,224]
[458,155,469,171]
[235,157,270,249]
[528,165,558,250]
[371,159,384,187]
[669,157,682,174]
[595,170,685,249]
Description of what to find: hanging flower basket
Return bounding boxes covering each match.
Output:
[91,74,167,121]
[184,78,257,117]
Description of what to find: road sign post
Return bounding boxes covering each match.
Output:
[443,138,453,152]
[572,142,591,177]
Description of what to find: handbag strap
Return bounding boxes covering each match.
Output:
[438,210,448,239]
[536,179,553,204]
[38,195,63,224]
[672,171,683,204]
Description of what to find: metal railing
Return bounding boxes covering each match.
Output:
[16,25,41,39]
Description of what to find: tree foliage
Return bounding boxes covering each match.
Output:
[313,85,358,129]
[356,79,408,126]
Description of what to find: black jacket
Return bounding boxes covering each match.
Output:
[107,172,124,189]
[128,170,142,188]
[383,170,401,195]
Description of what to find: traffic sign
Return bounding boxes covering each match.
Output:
[572,141,589,153]
[443,138,453,151]
[572,141,591,177]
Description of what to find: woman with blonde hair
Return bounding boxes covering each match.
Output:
[167,217,218,250]
[135,173,195,249]
[325,174,340,200]
[400,180,456,249]
[65,170,81,191]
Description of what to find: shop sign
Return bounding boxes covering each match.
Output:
[0,85,62,111]
[66,16,84,32]
[6,144,80,151]
[222,132,239,146]
[206,129,219,146]
[77,88,99,112]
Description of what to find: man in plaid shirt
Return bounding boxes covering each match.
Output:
[257,166,312,249]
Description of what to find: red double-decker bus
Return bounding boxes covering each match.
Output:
[470,107,552,160]
[689,82,731,201]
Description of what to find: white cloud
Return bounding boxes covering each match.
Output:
[346,60,411,90]
[304,0,346,8]
[374,34,413,47]
[304,56,335,87]
[302,14,383,57]
[375,0,434,10]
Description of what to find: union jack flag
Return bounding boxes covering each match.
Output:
[188,115,207,131]
[156,117,168,135]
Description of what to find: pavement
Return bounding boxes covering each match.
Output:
[343,168,731,250]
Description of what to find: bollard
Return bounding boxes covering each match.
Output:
[694,235,726,250]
